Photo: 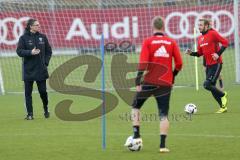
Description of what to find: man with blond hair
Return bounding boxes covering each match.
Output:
[125,16,183,153]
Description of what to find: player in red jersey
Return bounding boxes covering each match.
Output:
[124,16,183,153]
[186,18,228,113]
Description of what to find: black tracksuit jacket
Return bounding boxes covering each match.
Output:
[16,31,52,81]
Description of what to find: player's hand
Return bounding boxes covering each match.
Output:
[172,75,175,84]
[31,47,40,55]
[211,53,219,60]
[185,49,192,55]
[136,85,142,92]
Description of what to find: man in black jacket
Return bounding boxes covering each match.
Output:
[16,19,52,120]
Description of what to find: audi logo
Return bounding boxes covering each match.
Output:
[0,11,234,46]
[0,17,30,45]
[165,10,234,39]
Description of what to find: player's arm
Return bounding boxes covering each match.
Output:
[189,51,201,57]
[44,35,52,66]
[214,31,229,56]
[185,47,203,57]
[16,36,32,57]
[185,50,202,57]
[172,41,183,82]
[135,40,150,87]
[203,57,206,67]
[185,39,203,57]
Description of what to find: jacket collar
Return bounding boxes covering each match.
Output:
[201,28,213,35]
[153,32,164,36]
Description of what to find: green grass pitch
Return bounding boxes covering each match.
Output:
[0,49,240,160]
[0,86,240,160]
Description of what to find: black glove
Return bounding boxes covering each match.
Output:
[172,69,179,84]
[217,46,226,56]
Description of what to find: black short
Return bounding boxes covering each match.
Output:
[132,84,172,116]
[205,63,222,85]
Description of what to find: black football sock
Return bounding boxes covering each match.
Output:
[43,105,48,113]
[133,126,140,138]
[211,91,222,107]
[160,134,167,148]
[219,79,224,89]
[210,85,225,97]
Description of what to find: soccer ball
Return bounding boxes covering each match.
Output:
[124,136,143,151]
[184,103,197,114]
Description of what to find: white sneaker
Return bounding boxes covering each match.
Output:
[159,148,170,153]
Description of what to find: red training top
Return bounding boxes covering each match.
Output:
[138,33,183,86]
[197,29,228,66]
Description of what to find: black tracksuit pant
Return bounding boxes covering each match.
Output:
[24,80,48,115]
[203,63,225,107]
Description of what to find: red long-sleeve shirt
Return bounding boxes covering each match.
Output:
[197,29,228,65]
[138,33,183,86]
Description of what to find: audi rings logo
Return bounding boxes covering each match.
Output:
[0,17,30,45]
[165,10,234,39]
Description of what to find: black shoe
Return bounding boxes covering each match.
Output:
[44,112,50,118]
[25,115,34,120]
